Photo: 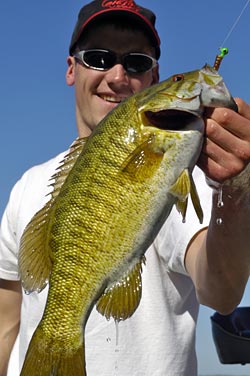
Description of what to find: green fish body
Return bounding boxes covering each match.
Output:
[19,65,237,375]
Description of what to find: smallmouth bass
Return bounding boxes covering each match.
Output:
[19,65,237,375]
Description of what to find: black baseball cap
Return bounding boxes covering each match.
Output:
[69,0,161,59]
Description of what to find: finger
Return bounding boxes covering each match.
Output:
[201,135,245,168]
[205,118,250,161]
[197,153,229,182]
[207,107,250,141]
[235,98,250,120]
[197,141,246,182]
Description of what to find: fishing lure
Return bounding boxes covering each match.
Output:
[213,47,229,71]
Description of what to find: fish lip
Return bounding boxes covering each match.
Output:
[144,109,202,131]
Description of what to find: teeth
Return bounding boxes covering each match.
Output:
[100,95,123,103]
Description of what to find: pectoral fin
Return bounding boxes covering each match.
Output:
[96,257,145,321]
[121,136,163,180]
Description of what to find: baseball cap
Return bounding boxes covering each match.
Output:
[69,0,161,59]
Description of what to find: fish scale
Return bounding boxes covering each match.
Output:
[19,64,237,375]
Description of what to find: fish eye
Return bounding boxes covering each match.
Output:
[172,74,184,82]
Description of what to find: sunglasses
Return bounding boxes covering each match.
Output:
[74,49,158,74]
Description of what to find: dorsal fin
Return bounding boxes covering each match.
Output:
[48,137,88,200]
[19,137,88,293]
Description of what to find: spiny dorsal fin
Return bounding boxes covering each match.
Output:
[19,137,88,293]
[48,137,88,200]
[96,257,145,321]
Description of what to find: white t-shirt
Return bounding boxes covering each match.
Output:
[0,151,212,376]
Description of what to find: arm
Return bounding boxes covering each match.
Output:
[186,99,250,314]
[0,279,22,376]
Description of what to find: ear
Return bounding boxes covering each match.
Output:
[152,64,160,84]
[66,56,75,86]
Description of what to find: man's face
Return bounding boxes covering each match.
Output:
[66,24,159,137]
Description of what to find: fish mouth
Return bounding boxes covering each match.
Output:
[144,109,201,131]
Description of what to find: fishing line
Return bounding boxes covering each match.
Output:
[213,0,250,70]
[220,0,250,47]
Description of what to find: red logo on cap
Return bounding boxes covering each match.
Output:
[102,0,140,11]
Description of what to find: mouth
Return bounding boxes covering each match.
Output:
[144,109,201,131]
[98,94,125,104]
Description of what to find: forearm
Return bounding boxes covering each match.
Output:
[0,320,20,376]
[193,167,250,313]
[190,97,250,312]
[0,280,22,376]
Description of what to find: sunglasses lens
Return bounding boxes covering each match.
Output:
[77,50,156,73]
[84,50,115,70]
[125,54,154,73]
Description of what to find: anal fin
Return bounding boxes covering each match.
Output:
[18,137,89,294]
[96,257,145,321]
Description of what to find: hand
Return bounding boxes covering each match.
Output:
[197,98,250,182]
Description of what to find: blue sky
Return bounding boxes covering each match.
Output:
[1,1,250,375]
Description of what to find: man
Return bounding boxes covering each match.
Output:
[0,1,250,375]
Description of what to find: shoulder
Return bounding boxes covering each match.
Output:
[18,151,67,187]
[12,151,67,199]
[5,151,69,240]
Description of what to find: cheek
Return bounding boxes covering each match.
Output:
[131,73,154,93]
[76,68,105,98]
[74,72,92,104]
[74,79,85,105]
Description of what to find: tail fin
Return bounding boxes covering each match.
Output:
[20,327,86,376]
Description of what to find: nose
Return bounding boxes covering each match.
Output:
[105,63,129,85]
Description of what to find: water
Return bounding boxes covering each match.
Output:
[114,320,120,374]
[216,186,224,226]
[106,320,120,375]
[216,218,223,226]
[217,186,224,208]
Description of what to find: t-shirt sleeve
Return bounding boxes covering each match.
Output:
[0,151,67,281]
[0,179,23,280]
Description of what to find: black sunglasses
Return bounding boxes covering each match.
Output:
[74,49,157,74]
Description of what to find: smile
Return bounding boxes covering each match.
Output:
[99,94,125,104]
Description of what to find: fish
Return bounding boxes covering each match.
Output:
[19,64,237,376]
